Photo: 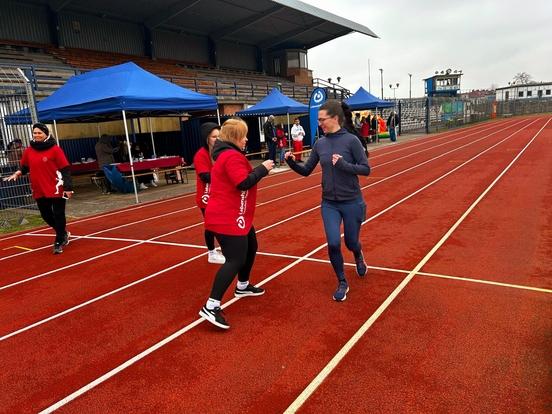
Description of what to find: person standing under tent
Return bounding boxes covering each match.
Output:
[193,122,225,265]
[94,134,118,193]
[290,118,305,162]
[285,100,370,302]
[387,111,400,142]
[276,123,287,167]
[262,115,277,163]
[370,111,379,143]
[199,118,274,329]
[3,123,73,254]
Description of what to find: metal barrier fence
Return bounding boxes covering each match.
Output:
[0,65,37,230]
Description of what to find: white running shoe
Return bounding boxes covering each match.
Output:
[139,183,148,190]
[150,180,158,187]
[208,249,226,264]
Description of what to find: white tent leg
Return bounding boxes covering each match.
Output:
[123,110,139,204]
[286,112,291,151]
[216,108,221,125]
[148,117,157,158]
[53,119,59,145]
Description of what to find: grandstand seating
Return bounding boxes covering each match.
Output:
[0,43,313,104]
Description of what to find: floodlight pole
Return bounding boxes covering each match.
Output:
[379,68,384,99]
[408,73,412,99]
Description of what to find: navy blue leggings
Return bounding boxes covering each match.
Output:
[321,197,366,280]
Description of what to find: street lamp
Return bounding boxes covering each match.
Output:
[389,82,399,101]
[408,73,412,99]
[379,68,383,99]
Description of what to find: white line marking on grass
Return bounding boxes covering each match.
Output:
[35,119,543,413]
[283,117,551,413]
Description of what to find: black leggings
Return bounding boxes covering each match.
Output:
[200,208,215,251]
[36,197,67,244]
[209,227,258,300]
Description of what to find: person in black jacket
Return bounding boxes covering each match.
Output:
[387,111,400,142]
[262,115,277,163]
[285,100,370,302]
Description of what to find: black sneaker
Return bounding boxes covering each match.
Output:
[62,231,71,247]
[53,242,63,255]
[199,306,230,329]
[333,279,349,302]
[234,284,265,297]
[356,253,368,277]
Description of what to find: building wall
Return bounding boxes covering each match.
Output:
[59,12,145,55]
[153,30,209,64]
[217,41,256,70]
[495,83,552,101]
[0,1,50,44]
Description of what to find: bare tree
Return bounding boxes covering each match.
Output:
[512,72,532,84]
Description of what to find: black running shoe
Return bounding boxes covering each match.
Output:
[199,306,230,329]
[333,279,349,302]
[62,231,71,247]
[234,284,265,297]
[53,242,63,255]
[356,253,368,277]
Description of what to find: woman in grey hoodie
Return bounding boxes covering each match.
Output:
[285,100,370,302]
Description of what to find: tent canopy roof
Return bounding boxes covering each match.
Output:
[344,87,394,110]
[8,62,218,123]
[236,88,308,116]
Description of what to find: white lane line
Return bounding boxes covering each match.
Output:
[0,118,533,290]
[283,117,551,414]
[36,119,543,414]
[0,118,514,247]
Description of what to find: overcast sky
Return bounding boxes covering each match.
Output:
[300,0,552,99]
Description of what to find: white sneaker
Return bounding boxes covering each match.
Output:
[150,180,158,187]
[139,183,148,190]
[208,249,226,264]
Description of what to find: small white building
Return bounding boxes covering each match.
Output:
[495,82,552,101]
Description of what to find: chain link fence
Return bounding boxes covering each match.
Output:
[0,66,37,230]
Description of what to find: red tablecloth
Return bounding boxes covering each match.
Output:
[114,156,184,173]
[70,161,99,175]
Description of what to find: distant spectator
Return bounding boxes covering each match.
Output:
[342,102,368,156]
[94,134,118,193]
[6,138,24,171]
[290,118,305,162]
[263,115,277,163]
[370,112,379,143]
[353,112,362,130]
[276,123,287,166]
[131,143,156,189]
[387,111,400,142]
[360,116,370,144]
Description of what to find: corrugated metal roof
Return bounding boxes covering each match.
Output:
[39,0,378,50]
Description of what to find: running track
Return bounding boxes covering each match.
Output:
[0,116,550,413]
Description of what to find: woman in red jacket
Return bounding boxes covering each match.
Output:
[3,123,73,254]
[199,118,274,329]
[193,122,225,264]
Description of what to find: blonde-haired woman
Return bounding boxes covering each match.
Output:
[200,118,274,329]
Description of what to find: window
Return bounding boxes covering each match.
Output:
[546,89,551,95]
[527,90,532,97]
[518,91,524,97]
[287,51,299,68]
[505,91,509,100]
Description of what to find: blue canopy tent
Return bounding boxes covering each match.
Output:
[7,62,218,203]
[236,88,308,116]
[344,87,394,110]
[236,88,308,153]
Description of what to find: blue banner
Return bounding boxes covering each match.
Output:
[308,87,327,145]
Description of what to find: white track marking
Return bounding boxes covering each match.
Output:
[35,118,546,414]
[283,117,551,413]
[0,118,533,290]
[0,118,514,246]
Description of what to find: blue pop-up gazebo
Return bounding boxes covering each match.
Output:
[237,87,308,143]
[345,86,394,110]
[7,62,218,203]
